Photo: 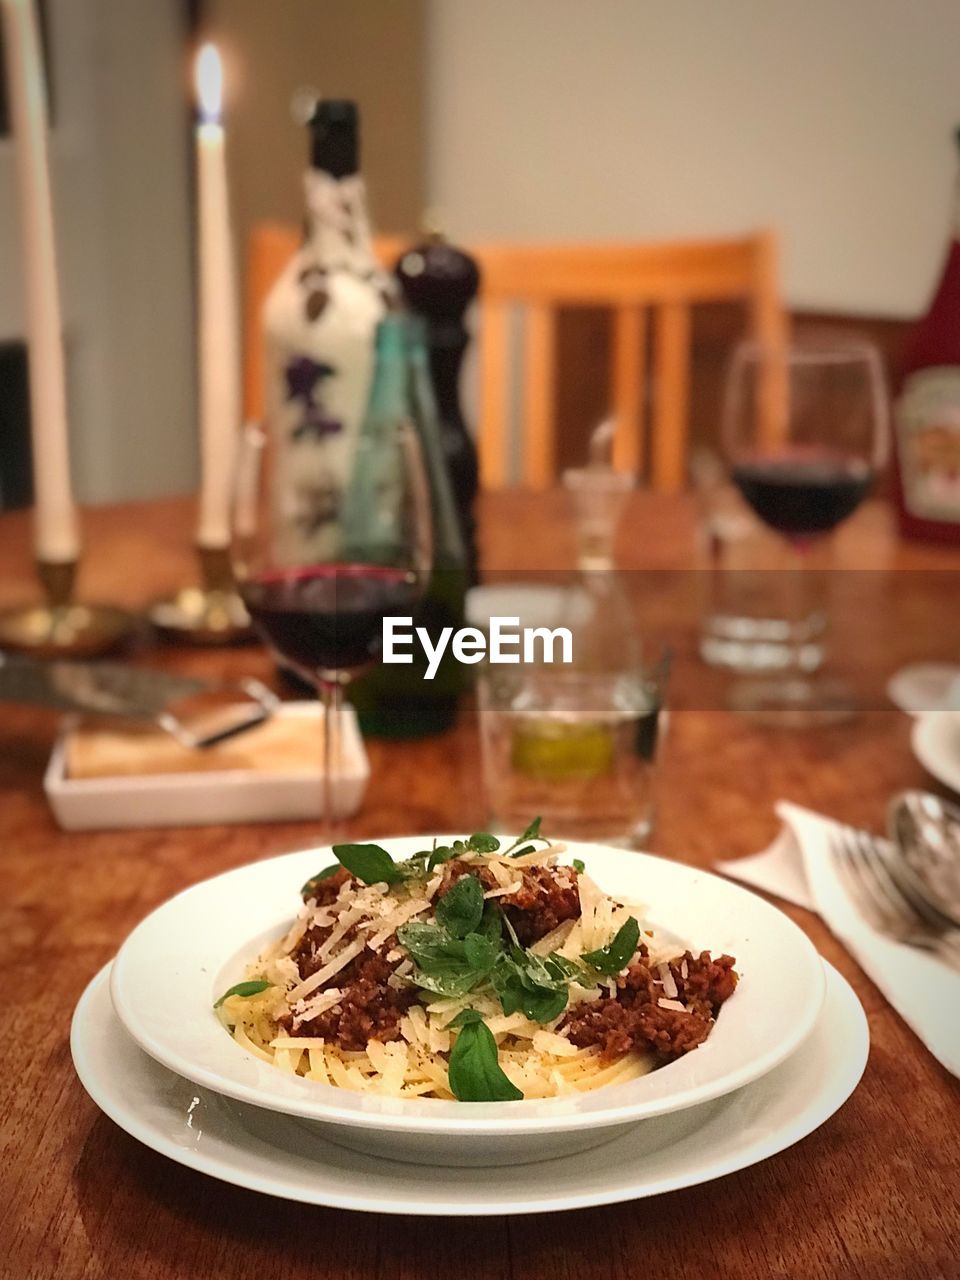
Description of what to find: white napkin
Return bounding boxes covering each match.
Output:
[717,802,960,1079]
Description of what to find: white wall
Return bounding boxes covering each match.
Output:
[425,0,959,317]
[0,0,195,504]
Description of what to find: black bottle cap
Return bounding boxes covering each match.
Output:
[309,99,359,177]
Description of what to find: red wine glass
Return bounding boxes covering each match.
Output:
[721,334,889,721]
[231,418,432,833]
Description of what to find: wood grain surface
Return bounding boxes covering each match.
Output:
[1,492,958,1280]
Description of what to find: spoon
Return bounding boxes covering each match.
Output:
[888,791,960,929]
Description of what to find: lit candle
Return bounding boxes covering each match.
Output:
[194,43,240,549]
[1,0,79,564]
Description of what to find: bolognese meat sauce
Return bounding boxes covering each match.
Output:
[292,859,736,1062]
[562,949,739,1061]
[437,859,581,945]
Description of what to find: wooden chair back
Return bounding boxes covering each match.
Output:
[243,226,786,493]
[476,232,786,492]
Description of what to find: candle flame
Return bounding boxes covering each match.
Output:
[196,43,223,122]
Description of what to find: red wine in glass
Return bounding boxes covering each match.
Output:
[240,564,422,681]
[732,452,874,540]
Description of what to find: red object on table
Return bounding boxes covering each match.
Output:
[894,127,960,543]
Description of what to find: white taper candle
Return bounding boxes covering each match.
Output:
[194,43,240,549]
[1,0,79,563]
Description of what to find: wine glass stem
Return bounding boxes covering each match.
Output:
[319,674,344,840]
[786,538,825,675]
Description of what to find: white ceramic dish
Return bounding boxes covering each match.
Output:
[110,838,825,1165]
[44,702,369,831]
[887,664,960,716]
[912,711,960,796]
[75,961,866,1215]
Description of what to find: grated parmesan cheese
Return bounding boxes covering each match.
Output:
[287,939,364,1002]
[657,962,678,999]
[483,880,523,899]
[294,986,345,1024]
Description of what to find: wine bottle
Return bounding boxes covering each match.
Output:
[395,229,481,582]
[262,100,391,563]
[894,127,960,543]
[347,316,469,739]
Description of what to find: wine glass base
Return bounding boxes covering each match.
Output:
[726,676,858,728]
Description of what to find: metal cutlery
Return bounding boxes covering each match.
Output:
[888,790,960,929]
[830,826,960,971]
[0,652,279,748]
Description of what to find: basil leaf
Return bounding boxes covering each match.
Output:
[497,982,524,1016]
[515,951,566,991]
[475,901,504,945]
[411,969,484,997]
[300,864,339,898]
[572,858,585,874]
[448,1008,483,1029]
[397,920,498,997]
[503,817,547,856]
[397,921,467,969]
[518,817,542,843]
[448,1015,523,1102]
[397,850,431,880]
[466,832,501,853]
[582,916,641,975]
[509,844,536,860]
[214,980,271,1009]
[435,874,484,938]
[519,984,567,1023]
[544,952,587,982]
[492,968,565,1023]
[490,950,570,1023]
[332,842,403,886]
[463,933,499,973]
[427,844,457,872]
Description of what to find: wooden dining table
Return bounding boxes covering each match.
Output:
[1,490,958,1280]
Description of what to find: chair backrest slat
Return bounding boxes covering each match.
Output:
[520,303,557,491]
[611,305,646,476]
[477,298,510,490]
[652,300,692,494]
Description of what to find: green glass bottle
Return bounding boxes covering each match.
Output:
[338,315,413,567]
[347,316,469,738]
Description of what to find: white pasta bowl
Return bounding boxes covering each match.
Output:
[110,838,825,1167]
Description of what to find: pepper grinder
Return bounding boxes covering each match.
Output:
[394,222,480,582]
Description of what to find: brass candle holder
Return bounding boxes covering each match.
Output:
[148,544,253,645]
[0,558,137,658]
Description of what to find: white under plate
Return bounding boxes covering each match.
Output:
[912,711,960,796]
[109,840,825,1165]
[72,961,867,1216]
